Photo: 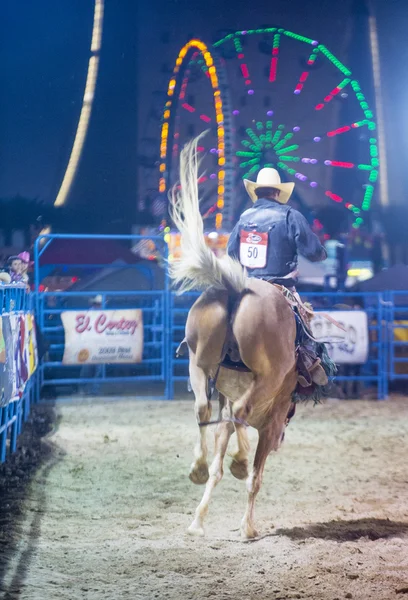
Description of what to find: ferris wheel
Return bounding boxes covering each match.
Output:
[158,27,379,232]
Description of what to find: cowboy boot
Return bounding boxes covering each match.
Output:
[309,358,328,386]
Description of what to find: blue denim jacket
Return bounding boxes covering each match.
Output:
[227,198,326,281]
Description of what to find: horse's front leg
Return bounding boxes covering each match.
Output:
[188,354,212,484]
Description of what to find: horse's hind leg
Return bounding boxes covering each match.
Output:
[229,378,268,481]
[188,404,234,536]
[240,422,283,539]
[188,354,212,485]
[230,424,250,480]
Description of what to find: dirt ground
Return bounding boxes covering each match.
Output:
[1,395,408,600]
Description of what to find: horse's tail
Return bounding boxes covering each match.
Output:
[169,136,246,295]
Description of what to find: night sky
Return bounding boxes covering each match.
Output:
[1,0,408,224]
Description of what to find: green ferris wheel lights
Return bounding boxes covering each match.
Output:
[276,144,299,155]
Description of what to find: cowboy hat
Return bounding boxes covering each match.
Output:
[244,168,295,204]
[17,251,33,265]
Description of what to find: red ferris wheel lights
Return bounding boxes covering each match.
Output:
[200,114,211,123]
[327,125,351,137]
[294,71,309,94]
[182,103,195,113]
[325,160,355,168]
[269,33,280,82]
[269,57,278,82]
[315,78,350,110]
[325,191,343,203]
[240,64,249,78]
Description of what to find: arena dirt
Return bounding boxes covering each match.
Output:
[1,395,408,599]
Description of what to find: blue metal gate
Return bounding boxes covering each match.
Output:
[383,291,408,384]
[34,233,172,399]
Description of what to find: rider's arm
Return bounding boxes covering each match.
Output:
[227,221,241,260]
[288,209,327,262]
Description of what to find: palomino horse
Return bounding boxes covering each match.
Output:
[170,138,298,539]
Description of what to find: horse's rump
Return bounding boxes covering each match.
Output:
[186,278,297,405]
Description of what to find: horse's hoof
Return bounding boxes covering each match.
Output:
[187,521,205,537]
[230,458,249,480]
[240,525,259,540]
[189,462,209,485]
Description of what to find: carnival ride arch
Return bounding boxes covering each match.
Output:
[158,39,234,230]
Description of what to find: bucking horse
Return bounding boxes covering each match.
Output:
[170,137,313,539]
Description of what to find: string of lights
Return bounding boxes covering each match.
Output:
[54,0,104,207]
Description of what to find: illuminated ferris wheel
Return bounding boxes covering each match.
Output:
[158,27,379,231]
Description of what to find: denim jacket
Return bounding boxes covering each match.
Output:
[227,198,326,280]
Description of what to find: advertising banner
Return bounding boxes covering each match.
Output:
[311,310,369,365]
[61,309,144,365]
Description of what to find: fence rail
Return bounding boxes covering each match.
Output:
[34,287,408,402]
[3,281,408,463]
[30,234,408,403]
[0,285,38,463]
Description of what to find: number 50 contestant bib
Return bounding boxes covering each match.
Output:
[239,230,268,269]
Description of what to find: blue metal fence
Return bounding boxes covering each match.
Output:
[33,233,172,399]
[0,286,38,463]
[383,291,408,384]
[168,290,389,400]
[31,233,408,403]
[301,291,387,400]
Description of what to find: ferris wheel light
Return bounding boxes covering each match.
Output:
[325,191,343,203]
[159,28,379,232]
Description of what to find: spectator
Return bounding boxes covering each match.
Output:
[7,255,24,283]
[17,251,33,286]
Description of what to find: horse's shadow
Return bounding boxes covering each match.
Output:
[241,518,408,543]
[276,518,408,542]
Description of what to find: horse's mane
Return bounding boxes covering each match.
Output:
[169,135,246,295]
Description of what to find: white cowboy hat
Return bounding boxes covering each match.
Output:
[244,168,295,204]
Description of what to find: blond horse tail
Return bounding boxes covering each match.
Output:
[169,136,246,295]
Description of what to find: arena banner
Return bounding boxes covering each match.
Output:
[25,314,38,376]
[310,310,369,365]
[2,316,16,405]
[61,309,144,365]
